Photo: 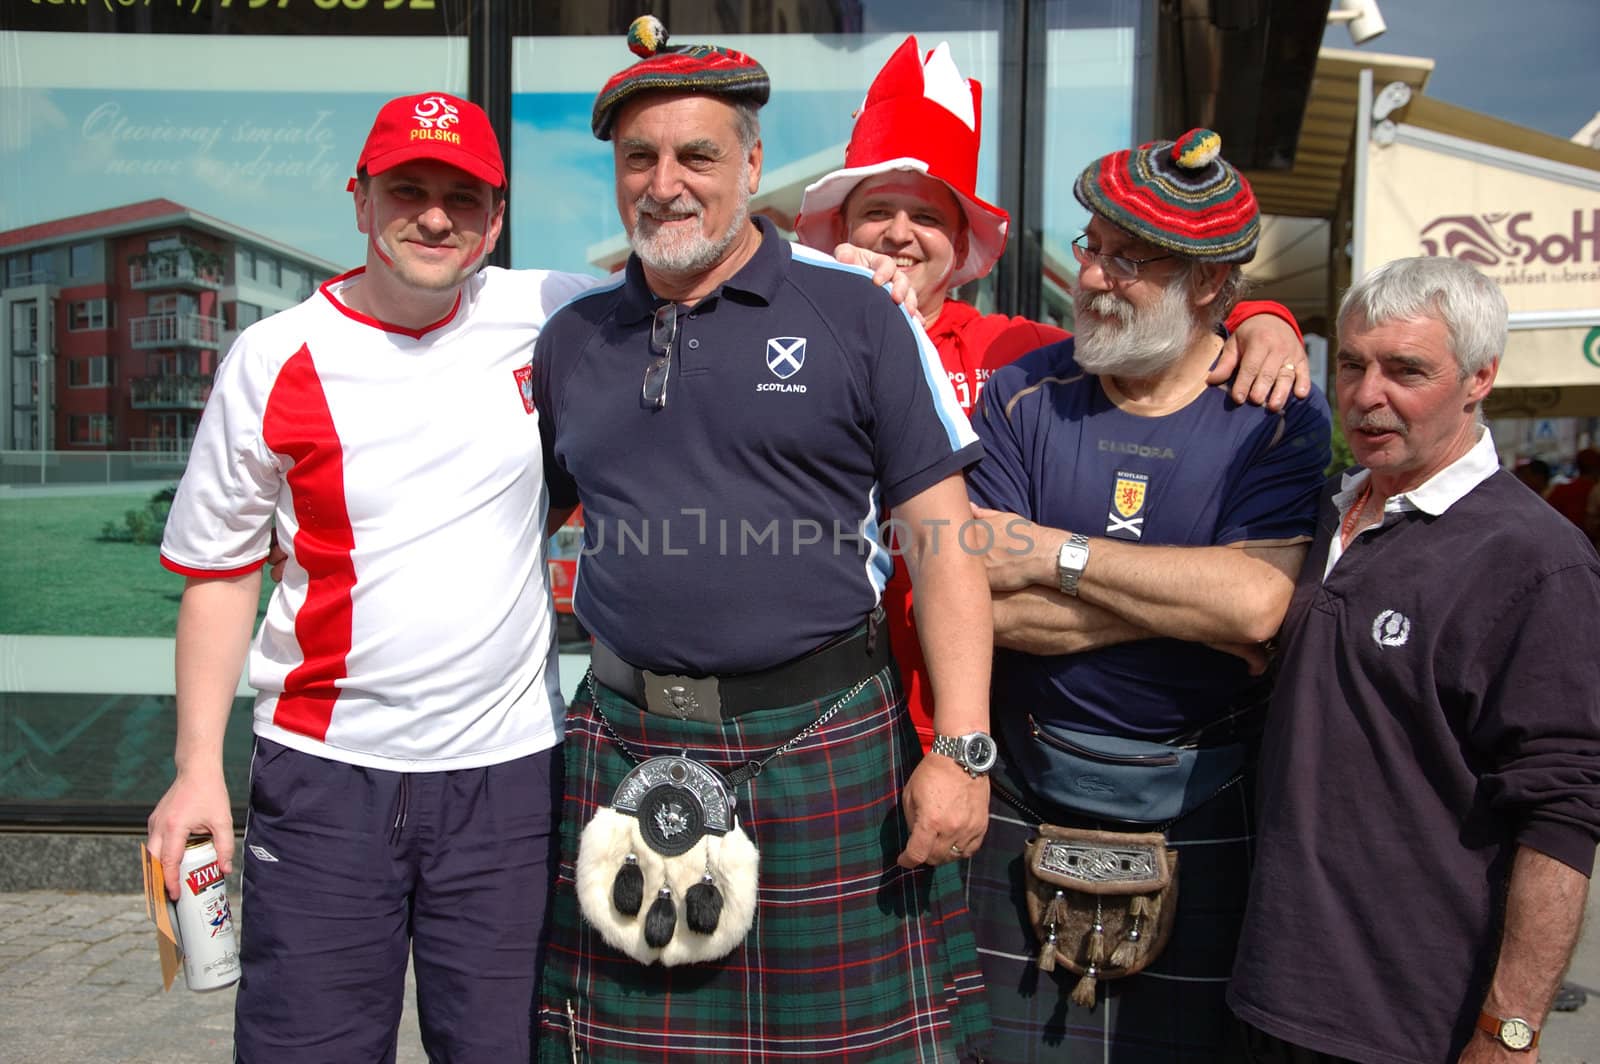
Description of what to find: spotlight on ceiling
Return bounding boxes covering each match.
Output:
[1327,0,1387,45]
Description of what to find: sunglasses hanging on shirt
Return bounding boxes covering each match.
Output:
[642,303,676,409]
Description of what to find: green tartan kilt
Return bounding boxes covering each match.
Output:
[538,666,989,1062]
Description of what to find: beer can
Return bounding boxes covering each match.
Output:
[172,835,241,991]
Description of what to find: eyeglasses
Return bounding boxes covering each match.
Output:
[1070,234,1173,282]
[643,303,676,409]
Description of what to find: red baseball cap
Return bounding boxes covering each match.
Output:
[350,92,505,190]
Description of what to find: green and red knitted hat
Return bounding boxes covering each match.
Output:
[591,15,771,141]
[1073,129,1259,263]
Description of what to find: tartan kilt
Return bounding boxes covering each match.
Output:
[965,749,1256,1063]
[537,665,990,1062]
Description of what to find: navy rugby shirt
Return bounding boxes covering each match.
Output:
[531,218,980,675]
[968,338,1331,739]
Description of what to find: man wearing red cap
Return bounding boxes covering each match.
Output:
[796,37,1312,751]
[145,92,591,1061]
[959,132,1331,1061]
[534,19,992,1062]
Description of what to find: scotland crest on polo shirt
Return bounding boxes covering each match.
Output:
[1107,472,1148,539]
[766,337,806,378]
[757,336,809,394]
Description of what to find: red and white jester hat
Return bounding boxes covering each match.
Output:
[796,36,1009,289]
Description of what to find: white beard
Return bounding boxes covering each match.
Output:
[1072,279,1198,378]
[629,165,752,275]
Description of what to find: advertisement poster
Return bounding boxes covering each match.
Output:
[0,15,1132,814]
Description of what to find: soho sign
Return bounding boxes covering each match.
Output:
[1418,209,1600,269]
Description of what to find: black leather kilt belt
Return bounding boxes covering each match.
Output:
[589,609,890,724]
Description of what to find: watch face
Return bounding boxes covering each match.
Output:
[963,733,997,772]
[1062,545,1090,569]
[1499,1019,1534,1050]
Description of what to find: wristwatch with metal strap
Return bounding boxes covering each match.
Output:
[930,731,998,778]
[1056,532,1090,597]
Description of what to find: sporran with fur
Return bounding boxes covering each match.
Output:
[575,755,760,967]
[1023,825,1179,1007]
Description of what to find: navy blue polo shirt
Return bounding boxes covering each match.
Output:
[969,338,1331,739]
[531,218,981,675]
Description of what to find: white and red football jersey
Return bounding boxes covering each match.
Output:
[161,266,597,771]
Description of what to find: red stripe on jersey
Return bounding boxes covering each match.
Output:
[261,345,356,742]
[159,555,266,579]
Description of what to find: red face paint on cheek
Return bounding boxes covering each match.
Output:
[371,232,397,268]
[364,200,397,268]
[460,206,492,269]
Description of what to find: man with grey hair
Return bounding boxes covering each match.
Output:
[1229,255,1600,1063]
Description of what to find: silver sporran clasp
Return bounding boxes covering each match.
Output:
[611,756,734,855]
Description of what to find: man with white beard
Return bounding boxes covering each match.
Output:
[960,132,1332,1063]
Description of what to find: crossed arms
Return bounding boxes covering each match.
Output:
[968,509,1305,664]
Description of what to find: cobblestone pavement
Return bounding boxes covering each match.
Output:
[0,891,424,1064]
[0,888,1594,1063]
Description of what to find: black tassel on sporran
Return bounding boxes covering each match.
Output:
[612,853,644,916]
[685,873,724,934]
[644,886,676,948]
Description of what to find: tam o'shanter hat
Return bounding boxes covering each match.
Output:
[1073,129,1259,263]
[350,92,505,190]
[795,36,1009,289]
[591,15,771,141]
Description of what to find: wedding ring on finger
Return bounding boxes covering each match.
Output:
[949,843,964,857]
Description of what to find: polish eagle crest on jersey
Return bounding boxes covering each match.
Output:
[513,365,535,414]
[1107,471,1148,539]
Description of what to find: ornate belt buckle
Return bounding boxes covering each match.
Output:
[642,671,723,723]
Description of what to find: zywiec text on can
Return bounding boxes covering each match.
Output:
[173,836,240,991]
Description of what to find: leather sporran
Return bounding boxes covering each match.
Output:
[1022,825,1179,1007]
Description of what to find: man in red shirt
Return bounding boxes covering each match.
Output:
[1546,446,1600,535]
[796,36,1312,747]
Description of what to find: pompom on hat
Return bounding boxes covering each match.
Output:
[348,91,505,191]
[591,15,771,141]
[795,36,1009,289]
[1073,128,1259,264]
